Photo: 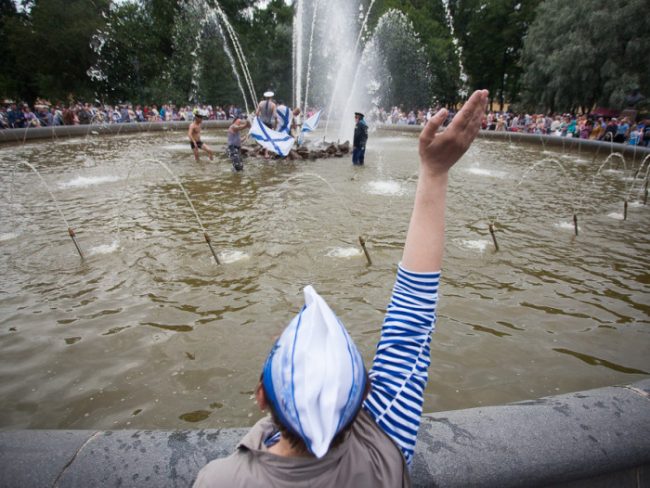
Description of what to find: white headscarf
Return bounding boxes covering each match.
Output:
[262,286,367,458]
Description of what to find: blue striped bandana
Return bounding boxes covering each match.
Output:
[262,286,367,458]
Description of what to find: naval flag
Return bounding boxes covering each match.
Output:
[250,117,295,157]
[301,110,322,134]
[276,105,292,135]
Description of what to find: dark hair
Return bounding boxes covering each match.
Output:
[260,372,371,456]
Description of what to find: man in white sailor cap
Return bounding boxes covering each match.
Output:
[194,89,489,487]
[255,90,277,159]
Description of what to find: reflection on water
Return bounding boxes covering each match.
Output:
[0,129,648,431]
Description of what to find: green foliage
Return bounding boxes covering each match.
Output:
[369,9,431,109]
[0,0,644,113]
[7,0,110,103]
[451,0,540,109]
[521,0,650,113]
[0,0,20,99]
[370,0,463,105]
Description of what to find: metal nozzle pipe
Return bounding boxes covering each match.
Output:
[573,214,578,236]
[489,223,499,252]
[67,227,84,259]
[358,235,372,266]
[204,232,220,265]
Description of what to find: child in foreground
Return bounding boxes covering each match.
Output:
[194,90,489,488]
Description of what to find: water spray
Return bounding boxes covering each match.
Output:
[573,214,578,237]
[358,235,372,266]
[15,161,85,260]
[488,223,499,251]
[68,227,85,259]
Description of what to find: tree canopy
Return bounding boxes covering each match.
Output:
[1,0,647,115]
[520,0,649,114]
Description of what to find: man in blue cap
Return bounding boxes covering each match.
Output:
[352,111,369,165]
[194,89,489,487]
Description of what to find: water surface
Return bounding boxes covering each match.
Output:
[0,127,648,430]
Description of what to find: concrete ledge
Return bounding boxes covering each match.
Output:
[379,124,650,158]
[0,120,231,145]
[1,379,648,487]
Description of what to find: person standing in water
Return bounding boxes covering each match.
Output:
[193,89,489,487]
[353,111,369,165]
[188,109,214,162]
[255,91,277,159]
[256,91,277,129]
[227,114,251,172]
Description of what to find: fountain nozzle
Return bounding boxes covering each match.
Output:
[67,227,84,259]
[488,223,499,251]
[623,200,628,221]
[644,180,648,205]
[204,232,220,265]
[358,235,372,266]
[573,213,578,236]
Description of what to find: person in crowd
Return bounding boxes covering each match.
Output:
[603,118,618,141]
[188,109,214,162]
[193,89,489,488]
[642,120,650,147]
[227,114,251,172]
[614,117,630,143]
[22,105,40,127]
[589,117,605,140]
[119,105,130,123]
[352,111,369,166]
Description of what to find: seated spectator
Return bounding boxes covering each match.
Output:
[603,118,618,141]
[614,117,630,143]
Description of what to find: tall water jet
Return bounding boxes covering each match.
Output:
[293,0,373,141]
[183,0,257,111]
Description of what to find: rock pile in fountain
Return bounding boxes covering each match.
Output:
[240,140,350,161]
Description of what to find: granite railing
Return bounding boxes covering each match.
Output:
[1,379,648,487]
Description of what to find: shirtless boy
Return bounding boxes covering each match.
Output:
[188,109,214,162]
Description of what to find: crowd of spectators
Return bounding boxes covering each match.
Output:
[373,106,650,147]
[0,100,245,129]
[4,99,650,147]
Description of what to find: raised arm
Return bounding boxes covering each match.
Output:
[363,90,488,466]
[403,89,488,271]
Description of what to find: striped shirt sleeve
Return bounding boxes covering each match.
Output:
[362,264,440,466]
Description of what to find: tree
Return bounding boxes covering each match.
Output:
[520,0,649,113]
[0,0,20,99]
[451,0,540,110]
[11,0,110,103]
[367,9,431,110]
[370,0,464,106]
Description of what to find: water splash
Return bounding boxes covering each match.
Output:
[58,175,122,189]
[89,240,120,256]
[365,180,402,196]
[326,246,363,258]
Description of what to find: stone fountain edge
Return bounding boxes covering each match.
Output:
[1,378,648,487]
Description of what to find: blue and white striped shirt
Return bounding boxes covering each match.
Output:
[363,264,440,466]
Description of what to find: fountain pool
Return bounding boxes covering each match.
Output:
[0,128,648,431]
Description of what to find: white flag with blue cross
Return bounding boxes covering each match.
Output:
[250,117,295,157]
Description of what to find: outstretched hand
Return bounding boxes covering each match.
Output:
[418,89,488,177]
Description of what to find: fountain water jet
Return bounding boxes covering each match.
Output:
[12,162,84,259]
[279,172,370,263]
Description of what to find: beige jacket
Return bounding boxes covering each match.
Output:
[193,410,411,488]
